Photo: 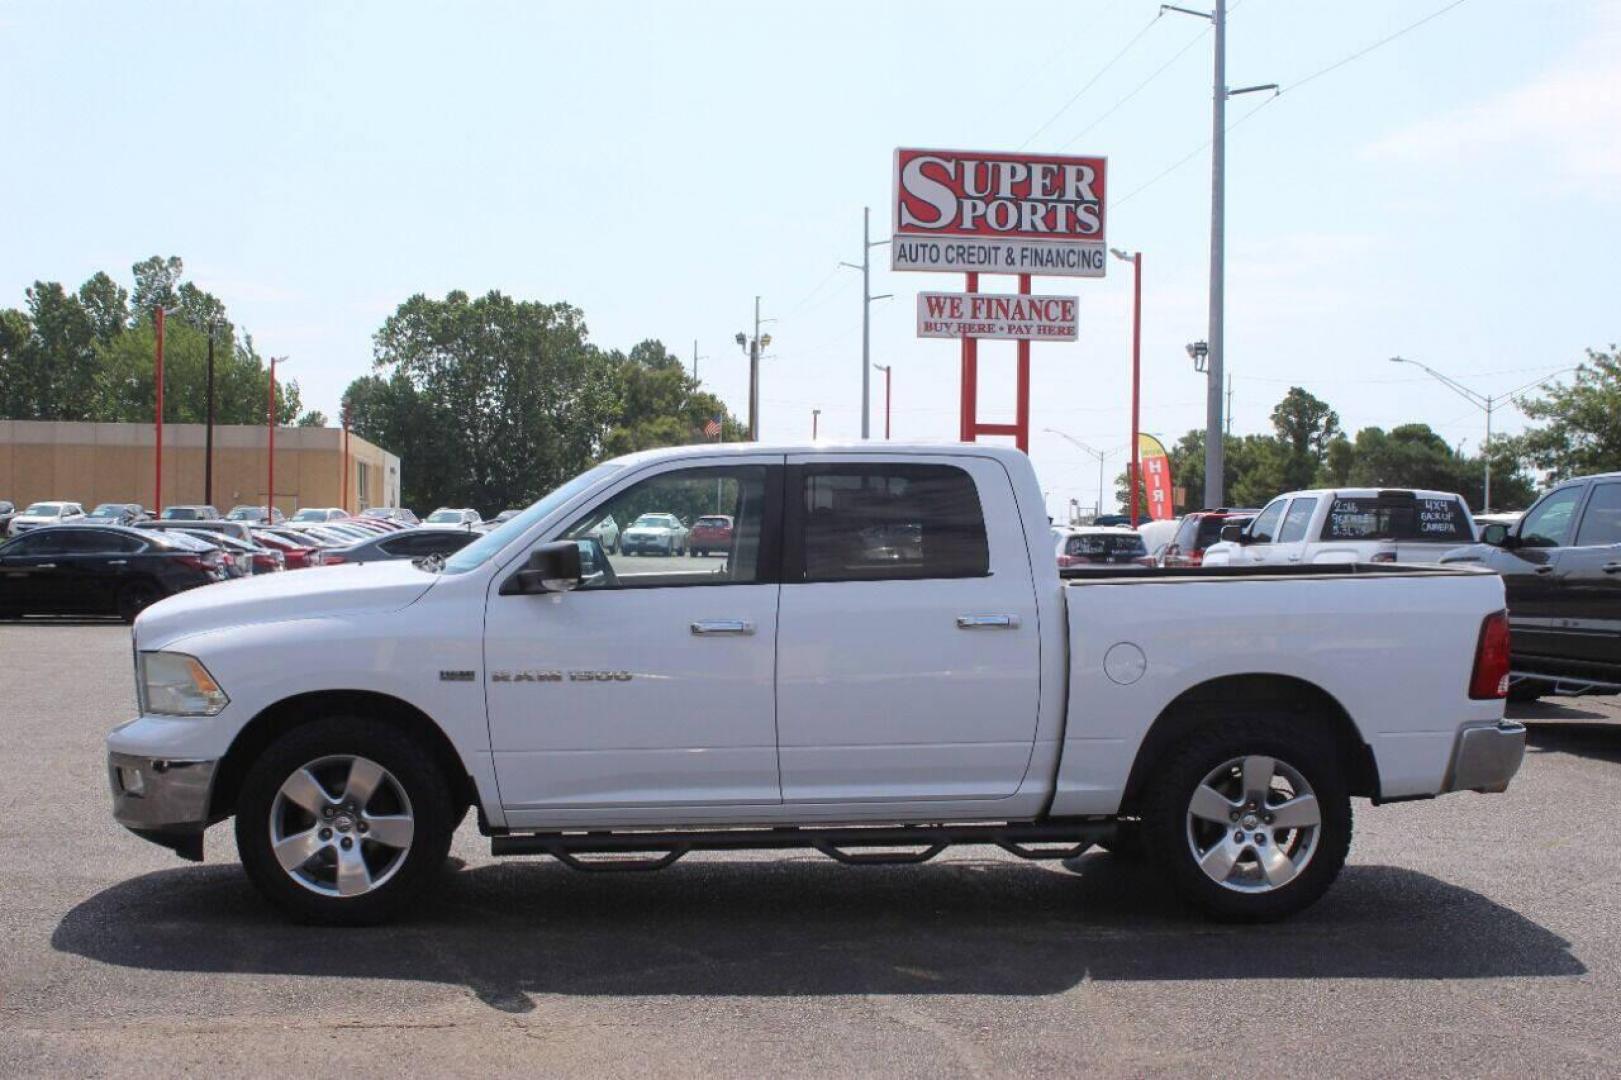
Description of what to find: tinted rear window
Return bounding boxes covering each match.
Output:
[1064,534,1146,557]
[1324,496,1471,542]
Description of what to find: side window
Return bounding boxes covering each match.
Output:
[795,464,988,582]
[1574,483,1621,547]
[1520,486,1584,548]
[1248,499,1287,544]
[75,531,143,554]
[1278,497,1318,543]
[3,533,60,556]
[1172,516,1200,552]
[562,465,769,589]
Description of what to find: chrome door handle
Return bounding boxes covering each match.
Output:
[108,560,127,565]
[956,614,1019,630]
[691,619,755,635]
[35,563,56,569]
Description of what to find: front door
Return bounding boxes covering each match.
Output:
[774,455,1041,803]
[1493,482,1587,661]
[485,459,784,818]
[1238,497,1289,566]
[1555,481,1621,669]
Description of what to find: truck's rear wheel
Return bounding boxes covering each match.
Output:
[236,717,454,925]
[1141,717,1350,921]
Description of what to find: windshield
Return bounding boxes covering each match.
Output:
[442,464,624,575]
[89,505,123,516]
[226,507,261,519]
[291,509,326,521]
[24,503,63,515]
[631,516,668,528]
[427,510,462,523]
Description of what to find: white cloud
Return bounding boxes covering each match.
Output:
[1368,11,1621,197]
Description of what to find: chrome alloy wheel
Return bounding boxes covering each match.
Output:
[268,754,415,898]
[1185,755,1321,893]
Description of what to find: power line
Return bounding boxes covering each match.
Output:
[1058,25,1212,151]
[1113,0,1473,207]
[1019,13,1163,150]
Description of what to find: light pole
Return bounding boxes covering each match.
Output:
[1162,2,1275,508]
[1110,248,1143,527]
[872,364,892,439]
[691,340,708,382]
[840,207,893,438]
[1045,428,1122,520]
[812,409,821,440]
[1388,358,1577,511]
[267,357,288,514]
[735,299,774,440]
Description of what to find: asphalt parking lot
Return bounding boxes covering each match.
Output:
[3,622,1620,1077]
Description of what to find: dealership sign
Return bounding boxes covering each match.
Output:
[916,292,1078,341]
[892,148,1108,277]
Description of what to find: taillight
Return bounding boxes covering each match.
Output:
[323,554,345,565]
[1470,610,1511,699]
[1188,549,1204,567]
[1371,551,1397,564]
[174,554,212,573]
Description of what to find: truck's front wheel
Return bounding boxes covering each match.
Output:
[235,718,454,925]
[1141,717,1351,922]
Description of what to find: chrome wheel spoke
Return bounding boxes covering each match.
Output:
[273,827,326,872]
[1198,839,1240,883]
[335,844,373,897]
[1189,784,1237,825]
[279,768,333,816]
[1269,793,1320,829]
[1240,755,1276,806]
[1256,842,1297,887]
[363,813,414,850]
[343,757,386,809]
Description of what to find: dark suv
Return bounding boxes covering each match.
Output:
[1162,508,1258,567]
[1441,472,1621,697]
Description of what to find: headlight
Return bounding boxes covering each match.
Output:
[139,652,230,716]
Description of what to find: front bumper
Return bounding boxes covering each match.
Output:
[1443,720,1527,794]
[108,751,218,860]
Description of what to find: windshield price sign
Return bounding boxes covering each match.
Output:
[916,291,1079,340]
[891,148,1108,277]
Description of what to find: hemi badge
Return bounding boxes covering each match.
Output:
[439,670,476,682]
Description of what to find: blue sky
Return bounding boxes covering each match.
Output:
[2,0,1615,515]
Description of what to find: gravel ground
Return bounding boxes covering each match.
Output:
[2,620,1618,1077]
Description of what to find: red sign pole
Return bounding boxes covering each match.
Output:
[267,358,278,516]
[1130,252,1143,526]
[1015,273,1031,453]
[960,272,979,442]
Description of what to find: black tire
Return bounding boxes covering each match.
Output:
[1507,680,1547,703]
[117,580,164,623]
[235,716,455,926]
[1140,714,1351,922]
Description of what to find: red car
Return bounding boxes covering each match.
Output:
[1161,508,1257,567]
[251,528,324,569]
[690,515,733,556]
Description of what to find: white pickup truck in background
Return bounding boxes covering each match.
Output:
[107,444,1524,925]
[1204,487,1478,566]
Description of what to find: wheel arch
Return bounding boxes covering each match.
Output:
[1119,673,1379,812]
[209,689,476,821]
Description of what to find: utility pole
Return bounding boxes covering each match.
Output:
[204,325,216,508]
[1162,2,1275,508]
[691,339,708,382]
[736,301,773,441]
[812,408,821,440]
[841,207,892,438]
[872,364,892,439]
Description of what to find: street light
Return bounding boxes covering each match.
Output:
[812,408,821,440]
[872,364,892,439]
[1110,247,1144,527]
[1388,357,1577,512]
[1186,340,1209,373]
[1045,428,1123,520]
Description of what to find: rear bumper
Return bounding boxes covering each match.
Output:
[108,751,218,860]
[1443,720,1526,794]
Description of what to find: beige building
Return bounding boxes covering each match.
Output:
[0,420,401,516]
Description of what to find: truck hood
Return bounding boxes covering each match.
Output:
[134,559,440,649]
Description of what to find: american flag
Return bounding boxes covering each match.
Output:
[703,417,723,438]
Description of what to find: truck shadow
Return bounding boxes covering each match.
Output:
[53,856,1583,1013]
[1525,721,1621,765]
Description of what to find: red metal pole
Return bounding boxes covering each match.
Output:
[884,366,892,440]
[1130,253,1143,527]
[154,307,165,512]
[267,358,278,516]
[341,406,350,512]
[961,272,979,442]
[1015,273,1031,454]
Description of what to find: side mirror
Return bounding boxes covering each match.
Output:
[500,541,583,596]
[1219,524,1246,544]
[1480,523,1509,547]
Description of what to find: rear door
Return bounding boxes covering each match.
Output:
[1553,480,1621,669]
[775,454,1041,803]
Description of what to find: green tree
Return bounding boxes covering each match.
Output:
[128,256,184,322]
[1512,347,1621,481]
[1270,387,1341,491]
[601,339,745,455]
[297,410,328,427]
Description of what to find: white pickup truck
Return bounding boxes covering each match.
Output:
[108,444,1525,925]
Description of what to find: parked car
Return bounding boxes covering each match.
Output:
[422,507,482,530]
[226,505,285,525]
[0,524,226,621]
[1204,489,1475,567]
[1162,509,1259,568]
[160,505,220,521]
[249,528,324,569]
[86,503,149,526]
[621,512,689,555]
[173,528,284,576]
[0,501,15,534]
[8,501,86,535]
[108,443,1523,926]
[288,507,350,524]
[1054,526,1151,568]
[1441,473,1621,698]
[1136,518,1181,562]
[476,510,522,533]
[363,507,420,525]
[319,527,479,565]
[580,513,620,553]
[689,514,733,556]
[139,519,257,545]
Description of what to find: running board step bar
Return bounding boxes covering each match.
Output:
[491,821,1114,870]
